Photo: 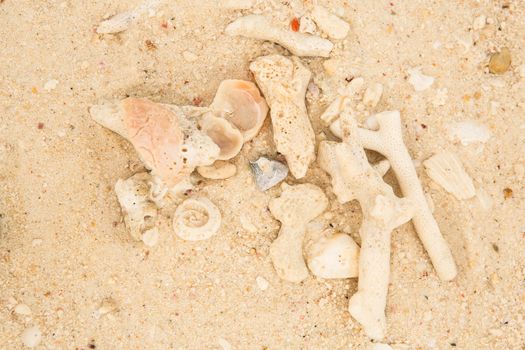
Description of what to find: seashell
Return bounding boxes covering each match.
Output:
[199,113,243,160]
[197,161,237,180]
[447,121,490,145]
[306,232,360,279]
[173,197,221,241]
[210,80,269,142]
[249,156,289,191]
[122,98,186,187]
[423,152,476,200]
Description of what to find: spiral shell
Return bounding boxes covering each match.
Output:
[172,197,221,241]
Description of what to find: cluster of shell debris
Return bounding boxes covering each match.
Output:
[88,4,486,342]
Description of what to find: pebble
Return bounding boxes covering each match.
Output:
[371,344,393,350]
[141,227,159,247]
[256,276,269,291]
[250,156,288,191]
[14,303,32,315]
[362,83,383,108]
[472,15,486,30]
[489,48,511,74]
[311,5,350,40]
[43,79,58,91]
[218,337,232,350]
[182,50,198,62]
[407,68,434,91]
[21,326,41,348]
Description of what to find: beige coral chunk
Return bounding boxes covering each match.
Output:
[199,113,243,160]
[311,5,350,40]
[250,55,315,179]
[114,172,158,241]
[269,183,328,283]
[306,232,360,279]
[225,15,333,57]
[211,79,269,142]
[173,197,221,241]
[423,152,476,200]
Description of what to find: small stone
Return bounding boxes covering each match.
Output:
[489,48,511,74]
[311,5,350,39]
[256,276,269,291]
[43,79,58,91]
[182,51,198,62]
[218,337,232,350]
[472,15,486,30]
[96,297,118,318]
[21,326,41,348]
[14,303,32,315]
[141,228,159,247]
[250,156,288,191]
[408,68,434,91]
[362,83,383,108]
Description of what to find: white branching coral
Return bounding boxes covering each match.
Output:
[319,106,415,340]
[250,55,316,179]
[328,90,457,281]
[226,15,334,57]
[269,183,328,283]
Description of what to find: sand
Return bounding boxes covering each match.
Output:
[1,0,524,349]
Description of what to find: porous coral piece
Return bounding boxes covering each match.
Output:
[250,55,315,179]
[114,172,158,241]
[269,183,328,282]
[225,15,333,57]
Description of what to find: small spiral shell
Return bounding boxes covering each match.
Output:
[173,197,221,241]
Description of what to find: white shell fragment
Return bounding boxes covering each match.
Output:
[173,197,221,241]
[311,5,350,40]
[114,172,158,241]
[423,152,476,200]
[197,161,237,180]
[141,227,159,247]
[250,156,288,191]
[447,121,491,145]
[97,11,138,34]
[255,276,269,290]
[407,68,434,91]
[225,15,333,57]
[14,304,32,315]
[306,233,360,279]
[21,326,41,348]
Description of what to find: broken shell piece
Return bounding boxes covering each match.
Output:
[250,55,315,178]
[269,183,328,282]
[97,11,138,34]
[225,15,333,57]
[142,227,159,247]
[115,172,158,241]
[173,197,221,241]
[311,5,350,40]
[199,113,243,160]
[197,161,237,180]
[447,121,490,145]
[423,152,476,200]
[250,156,288,191]
[211,80,269,142]
[306,233,360,279]
[407,68,434,91]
